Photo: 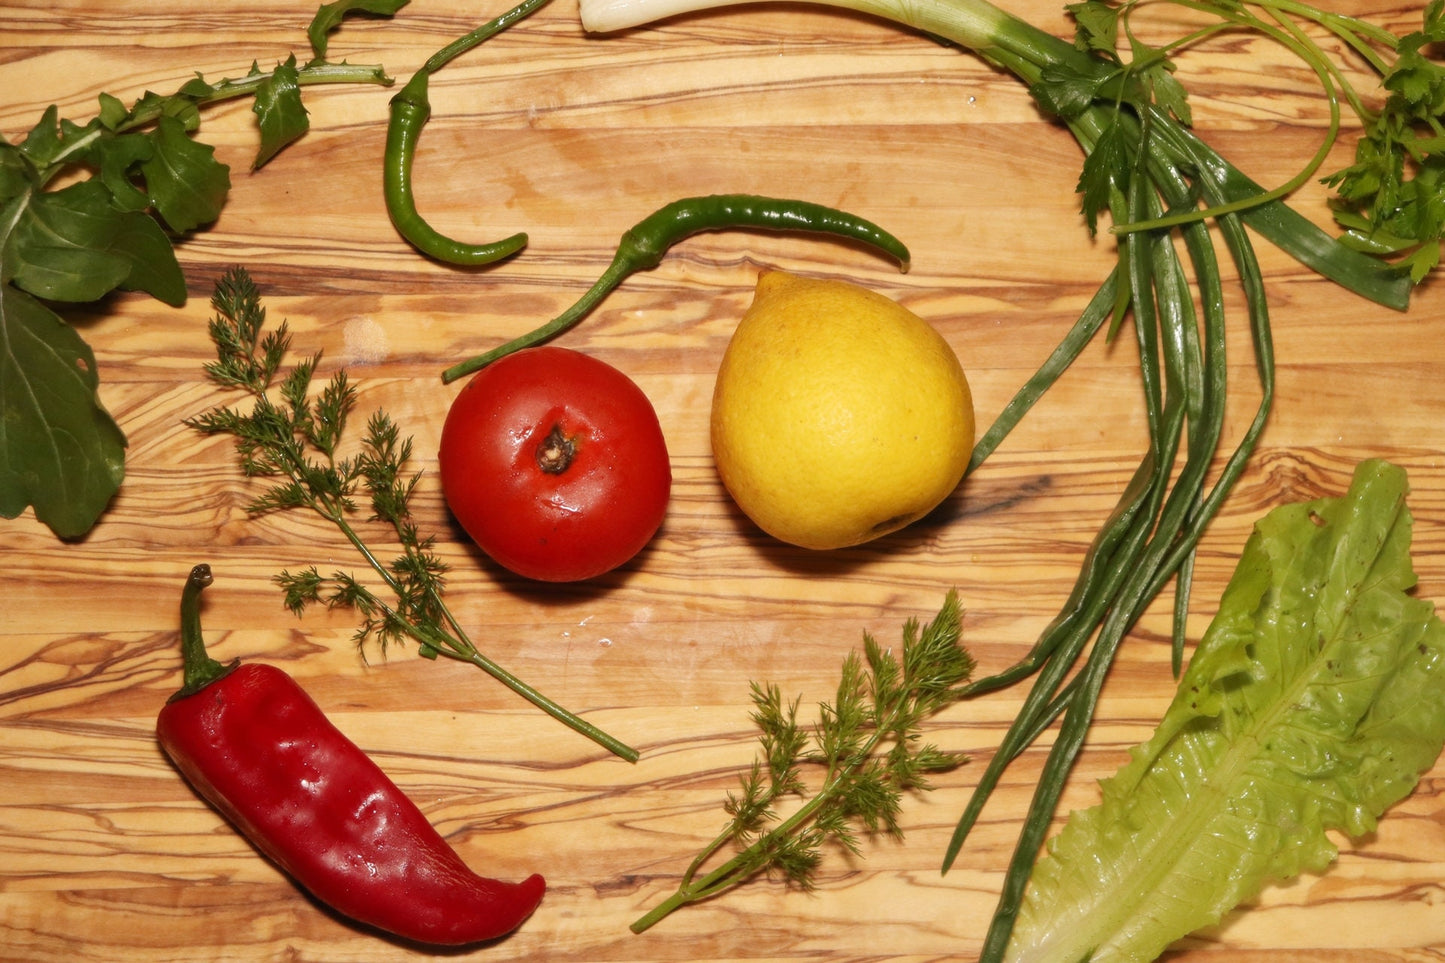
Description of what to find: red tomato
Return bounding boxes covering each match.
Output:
[439,346,671,582]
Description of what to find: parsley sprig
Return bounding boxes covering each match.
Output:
[631,592,972,932]
[1325,0,1445,281]
[1072,0,1445,284]
[187,266,639,762]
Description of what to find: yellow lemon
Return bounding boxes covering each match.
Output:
[710,270,974,550]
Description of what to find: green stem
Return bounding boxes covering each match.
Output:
[169,563,240,702]
[333,510,641,762]
[116,61,392,136]
[1112,0,1343,234]
[630,786,834,933]
[332,513,408,596]
[1237,0,1399,62]
[442,256,632,382]
[435,597,640,763]
[423,0,554,73]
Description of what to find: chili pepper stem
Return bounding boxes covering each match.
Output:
[422,0,554,74]
[170,563,240,702]
[442,256,633,382]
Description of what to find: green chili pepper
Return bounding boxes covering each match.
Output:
[440,193,912,383]
[383,0,553,265]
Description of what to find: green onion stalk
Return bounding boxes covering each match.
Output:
[580,0,1421,957]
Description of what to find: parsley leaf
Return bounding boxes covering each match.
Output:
[1323,2,1445,281]
[1077,120,1135,234]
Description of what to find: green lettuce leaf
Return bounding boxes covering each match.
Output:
[1006,458,1445,963]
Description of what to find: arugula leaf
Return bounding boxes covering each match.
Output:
[252,57,308,169]
[1004,459,1445,963]
[140,116,231,233]
[87,130,159,213]
[0,5,399,538]
[0,284,127,537]
[7,181,185,304]
[17,106,68,165]
[0,142,30,203]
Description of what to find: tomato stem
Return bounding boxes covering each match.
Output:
[536,424,578,474]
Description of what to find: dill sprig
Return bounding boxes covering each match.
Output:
[631,591,972,932]
[186,266,639,762]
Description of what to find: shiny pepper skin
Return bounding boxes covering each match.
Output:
[157,565,544,945]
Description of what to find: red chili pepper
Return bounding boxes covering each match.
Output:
[157,564,544,945]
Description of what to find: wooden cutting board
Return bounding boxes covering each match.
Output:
[5,0,1445,959]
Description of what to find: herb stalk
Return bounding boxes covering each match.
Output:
[631,593,973,931]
